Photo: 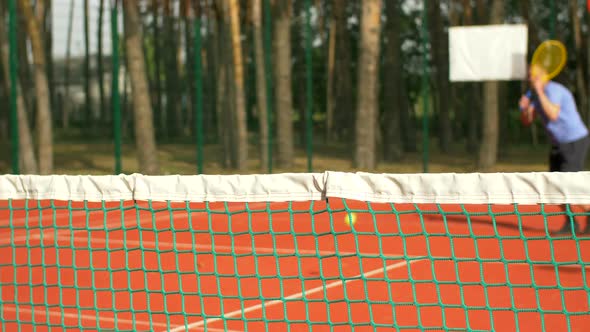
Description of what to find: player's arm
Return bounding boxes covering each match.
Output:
[519,93,536,126]
[535,90,560,121]
[533,80,560,121]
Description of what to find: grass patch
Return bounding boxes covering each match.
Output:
[0,139,556,175]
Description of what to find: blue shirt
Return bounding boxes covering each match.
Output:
[526,81,588,144]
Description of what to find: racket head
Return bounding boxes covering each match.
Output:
[530,40,567,82]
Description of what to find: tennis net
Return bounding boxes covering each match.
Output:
[1,171,589,331]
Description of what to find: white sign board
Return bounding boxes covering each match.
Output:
[449,24,528,82]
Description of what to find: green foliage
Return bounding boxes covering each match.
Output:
[6,0,590,172]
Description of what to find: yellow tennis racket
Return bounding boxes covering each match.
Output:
[530,40,567,82]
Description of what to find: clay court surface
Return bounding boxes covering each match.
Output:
[1,199,589,331]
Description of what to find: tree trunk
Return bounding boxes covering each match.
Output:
[228,0,249,170]
[193,0,213,143]
[183,0,194,136]
[122,63,130,139]
[462,0,478,153]
[226,34,238,168]
[273,0,294,168]
[326,17,336,142]
[214,17,225,164]
[17,17,33,123]
[0,70,5,140]
[252,0,269,170]
[354,0,381,169]
[587,7,590,127]
[428,0,452,152]
[448,0,463,139]
[479,82,499,169]
[62,0,75,129]
[498,81,508,151]
[98,0,106,126]
[204,0,216,142]
[520,0,539,145]
[41,0,55,125]
[84,0,92,128]
[18,0,53,174]
[151,0,164,138]
[570,0,588,123]
[475,0,486,24]
[164,0,182,138]
[333,0,354,143]
[123,0,160,174]
[292,0,307,149]
[0,3,37,173]
[381,1,405,162]
[477,0,503,170]
[34,0,55,121]
[213,1,232,168]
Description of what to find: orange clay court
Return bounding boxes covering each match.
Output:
[1,199,589,331]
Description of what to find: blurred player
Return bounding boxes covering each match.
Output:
[519,64,590,235]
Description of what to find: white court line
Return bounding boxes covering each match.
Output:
[2,210,86,228]
[53,235,400,258]
[38,235,590,271]
[2,214,147,245]
[2,305,169,329]
[0,209,180,235]
[3,208,202,245]
[14,232,590,271]
[2,306,242,332]
[2,207,295,246]
[165,259,425,332]
[3,201,275,228]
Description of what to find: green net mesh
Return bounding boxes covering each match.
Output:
[1,172,589,331]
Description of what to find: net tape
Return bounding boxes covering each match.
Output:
[1,171,590,204]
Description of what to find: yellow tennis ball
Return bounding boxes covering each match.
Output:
[344,213,357,227]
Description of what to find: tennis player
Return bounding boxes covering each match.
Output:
[519,64,590,235]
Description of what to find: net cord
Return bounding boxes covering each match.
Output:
[1,172,590,204]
